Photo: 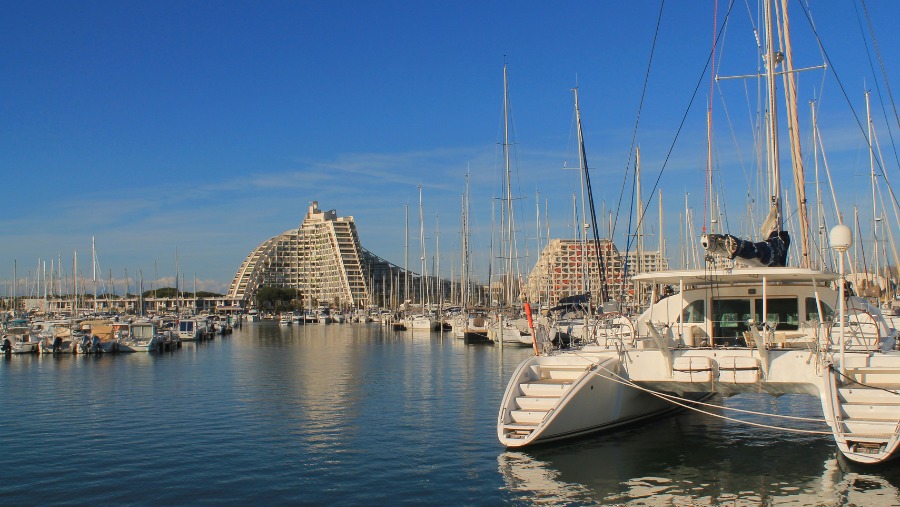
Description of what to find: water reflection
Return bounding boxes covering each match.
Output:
[498,399,900,506]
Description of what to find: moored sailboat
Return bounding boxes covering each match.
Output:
[499,1,900,464]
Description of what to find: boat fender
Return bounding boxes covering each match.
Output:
[523,302,540,356]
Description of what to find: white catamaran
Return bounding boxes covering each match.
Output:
[498,1,900,465]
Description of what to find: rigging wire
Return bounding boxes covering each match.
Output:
[625,1,737,269]
[794,1,900,215]
[592,364,835,435]
[856,0,900,159]
[610,0,667,261]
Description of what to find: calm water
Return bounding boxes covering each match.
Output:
[3,322,900,506]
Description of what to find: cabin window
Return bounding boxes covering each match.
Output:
[754,298,799,331]
[712,299,751,344]
[805,297,834,322]
[680,300,705,323]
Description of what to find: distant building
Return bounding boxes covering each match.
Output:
[525,238,668,307]
[228,201,432,309]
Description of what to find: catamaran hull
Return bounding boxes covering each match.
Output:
[498,354,704,447]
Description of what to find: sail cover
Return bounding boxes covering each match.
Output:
[701,230,791,267]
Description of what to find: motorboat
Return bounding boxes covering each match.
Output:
[405,313,438,331]
[118,321,166,352]
[1,322,41,354]
[177,318,209,341]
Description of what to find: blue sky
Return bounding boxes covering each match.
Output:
[2,1,899,295]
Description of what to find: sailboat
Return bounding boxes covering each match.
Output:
[498,1,900,465]
[404,185,439,331]
[485,63,537,347]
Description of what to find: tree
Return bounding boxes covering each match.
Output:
[255,286,302,312]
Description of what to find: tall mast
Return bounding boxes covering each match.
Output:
[418,185,426,306]
[175,247,180,315]
[659,189,664,270]
[778,0,810,267]
[462,172,470,306]
[502,63,516,305]
[636,147,644,306]
[867,90,881,289]
[404,204,409,306]
[763,0,783,234]
[435,214,440,309]
[92,236,97,314]
[573,87,608,305]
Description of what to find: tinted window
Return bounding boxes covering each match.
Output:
[754,298,799,331]
[681,299,705,323]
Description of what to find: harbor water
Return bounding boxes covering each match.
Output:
[3,321,900,505]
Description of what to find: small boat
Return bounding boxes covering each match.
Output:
[279,313,293,325]
[75,320,120,353]
[177,318,208,341]
[462,310,491,344]
[1,324,41,354]
[487,316,533,346]
[118,321,166,352]
[317,307,333,324]
[406,314,438,331]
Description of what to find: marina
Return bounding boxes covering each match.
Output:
[4,1,900,504]
[4,321,900,505]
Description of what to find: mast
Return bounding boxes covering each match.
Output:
[636,147,644,274]
[573,87,608,305]
[418,185,426,307]
[502,63,517,306]
[175,247,180,316]
[701,0,792,268]
[435,214,441,310]
[404,204,409,306]
[778,0,811,267]
[92,237,97,315]
[461,171,470,306]
[763,0,783,235]
[73,253,76,318]
[659,189,664,271]
[868,90,879,291]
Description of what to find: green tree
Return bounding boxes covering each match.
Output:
[255,286,302,313]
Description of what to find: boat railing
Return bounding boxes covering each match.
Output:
[586,312,636,348]
[826,307,891,353]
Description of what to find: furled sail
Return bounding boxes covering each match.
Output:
[700,230,791,267]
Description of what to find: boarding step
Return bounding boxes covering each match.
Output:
[841,420,898,436]
[510,410,549,425]
[844,366,900,383]
[520,382,574,397]
[502,422,538,431]
[535,365,591,381]
[840,404,900,420]
[502,423,538,439]
[838,387,900,406]
[515,396,558,411]
[841,432,898,441]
